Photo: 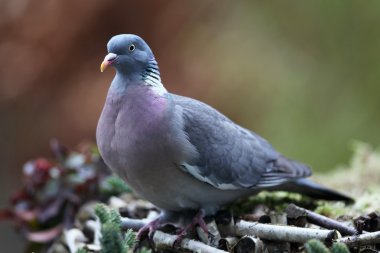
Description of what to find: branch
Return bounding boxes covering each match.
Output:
[121,217,149,231]
[286,203,358,236]
[235,220,340,244]
[153,231,228,253]
[336,231,380,247]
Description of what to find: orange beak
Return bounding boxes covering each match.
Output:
[100,53,117,72]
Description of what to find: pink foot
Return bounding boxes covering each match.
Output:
[175,210,209,244]
[137,218,161,241]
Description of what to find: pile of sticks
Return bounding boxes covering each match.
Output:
[121,203,380,253]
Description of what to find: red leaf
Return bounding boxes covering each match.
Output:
[35,158,52,172]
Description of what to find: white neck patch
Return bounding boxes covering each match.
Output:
[142,60,167,96]
[145,81,167,96]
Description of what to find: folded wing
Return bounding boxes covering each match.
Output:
[171,94,311,190]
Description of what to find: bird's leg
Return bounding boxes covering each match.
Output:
[136,217,161,241]
[194,209,209,234]
[175,209,209,243]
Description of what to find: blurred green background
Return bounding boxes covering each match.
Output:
[1,0,380,251]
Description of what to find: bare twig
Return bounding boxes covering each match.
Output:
[121,217,149,231]
[285,203,358,236]
[153,230,228,253]
[336,231,380,247]
[235,220,340,244]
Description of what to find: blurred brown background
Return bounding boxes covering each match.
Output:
[1,1,380,251]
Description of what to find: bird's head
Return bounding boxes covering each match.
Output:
[100,34,155,74]
[100,34,165,94]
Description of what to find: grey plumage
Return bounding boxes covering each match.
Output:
[97,34,352,218]
[172,94,311,190]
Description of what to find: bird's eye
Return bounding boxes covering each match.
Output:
[129,44,135,52]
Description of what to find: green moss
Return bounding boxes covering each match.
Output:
[100,223,125,253]
[230,191,316,215]
[313,142,380,217]
[313,202,349,217]
[304,240,350,253]
[94,204,111,225]
[76,249,88,253]
[95,203,136,253]
[304,239,330,253]
[330,243,350,253]
[101,174,131,196]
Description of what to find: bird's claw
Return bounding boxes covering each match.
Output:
[173,229,187,247]
[173,210,209,246]
[207,232,216,244]
[134,219,161,252]
[136,218,160,242]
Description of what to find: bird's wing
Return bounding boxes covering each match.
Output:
[170,94,311,190]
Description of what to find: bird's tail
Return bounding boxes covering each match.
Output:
[279,178,354,203]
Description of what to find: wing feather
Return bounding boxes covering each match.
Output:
[170,94,311,190]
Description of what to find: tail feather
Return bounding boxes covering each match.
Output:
[279,178,354,203]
